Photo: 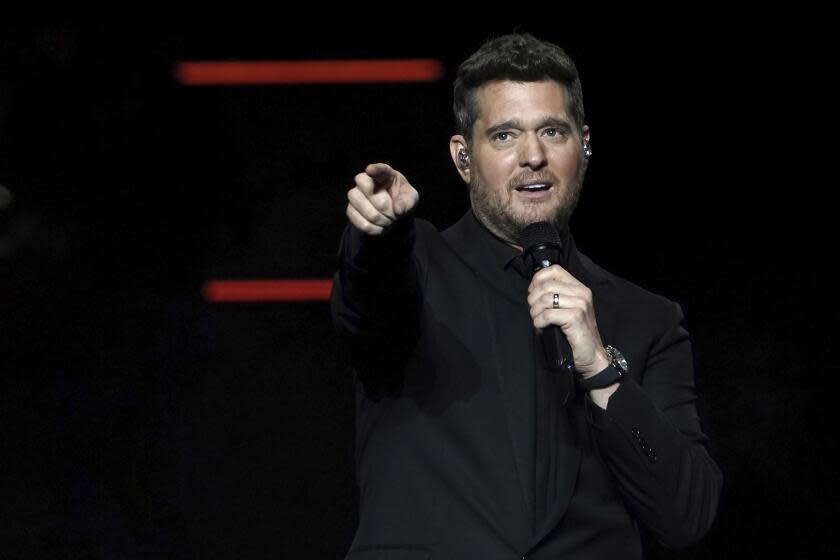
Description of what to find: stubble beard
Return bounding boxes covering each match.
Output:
[469,171,584,246]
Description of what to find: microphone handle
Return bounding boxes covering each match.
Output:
[542,325,574,372]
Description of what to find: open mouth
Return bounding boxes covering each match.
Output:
[514,183,553,197]
[515,183,552,192]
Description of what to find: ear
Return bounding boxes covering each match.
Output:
[449,134,470,184]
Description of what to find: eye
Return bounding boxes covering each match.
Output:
[492,131,512,142]
[543,128,565,137]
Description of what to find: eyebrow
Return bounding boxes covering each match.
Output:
[484,116,572,137]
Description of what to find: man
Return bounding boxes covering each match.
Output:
[331,33,722,559]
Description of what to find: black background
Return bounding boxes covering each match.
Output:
[1,18,833,558]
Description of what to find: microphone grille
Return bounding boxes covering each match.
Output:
[519,221,561,249]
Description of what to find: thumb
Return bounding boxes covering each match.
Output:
[392,187,418,217]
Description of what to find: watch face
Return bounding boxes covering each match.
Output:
[607,345,629,374]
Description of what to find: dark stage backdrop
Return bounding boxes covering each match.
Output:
[0,19,832,559]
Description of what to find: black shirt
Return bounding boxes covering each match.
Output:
[459,210,580,532]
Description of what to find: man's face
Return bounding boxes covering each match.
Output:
[465,80,589,246]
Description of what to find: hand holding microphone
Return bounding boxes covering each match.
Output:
[520,222,610,379]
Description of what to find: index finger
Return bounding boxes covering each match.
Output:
[529,264,579,291]
[365,162,396,187]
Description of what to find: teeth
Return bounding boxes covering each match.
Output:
[520,184,548,190]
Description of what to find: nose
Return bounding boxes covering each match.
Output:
[518,132,547,170]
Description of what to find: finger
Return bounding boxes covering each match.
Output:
[529,264,580,293]
[347,188,394,227]
[528,291,582,313]
[368,189,397,221]
[351,177,397,220]
[526,279,576,306]
[529,275,590,300]
[365,162,396,188]
[354,171,398,220]
[528,266,567,294]
[527,282,562,307]
[355,171,377,197]
[533,308,585,330]
[347,203,385,235]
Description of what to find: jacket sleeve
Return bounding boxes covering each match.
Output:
[329,219,424,389]
[584,300,723,549]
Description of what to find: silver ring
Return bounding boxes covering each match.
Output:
[552,293,560,309]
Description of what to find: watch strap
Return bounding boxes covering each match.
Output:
[578,362,625,391]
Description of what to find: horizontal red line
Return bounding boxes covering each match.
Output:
[202,279,333,302]
[175,59,445,85]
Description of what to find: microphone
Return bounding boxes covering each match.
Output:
[518,222,575,375]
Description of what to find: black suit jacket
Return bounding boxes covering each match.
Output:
[331,211,722,559]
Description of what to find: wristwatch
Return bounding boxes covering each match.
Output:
[577,345,628,391]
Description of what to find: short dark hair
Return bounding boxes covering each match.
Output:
[453,33,585,147]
